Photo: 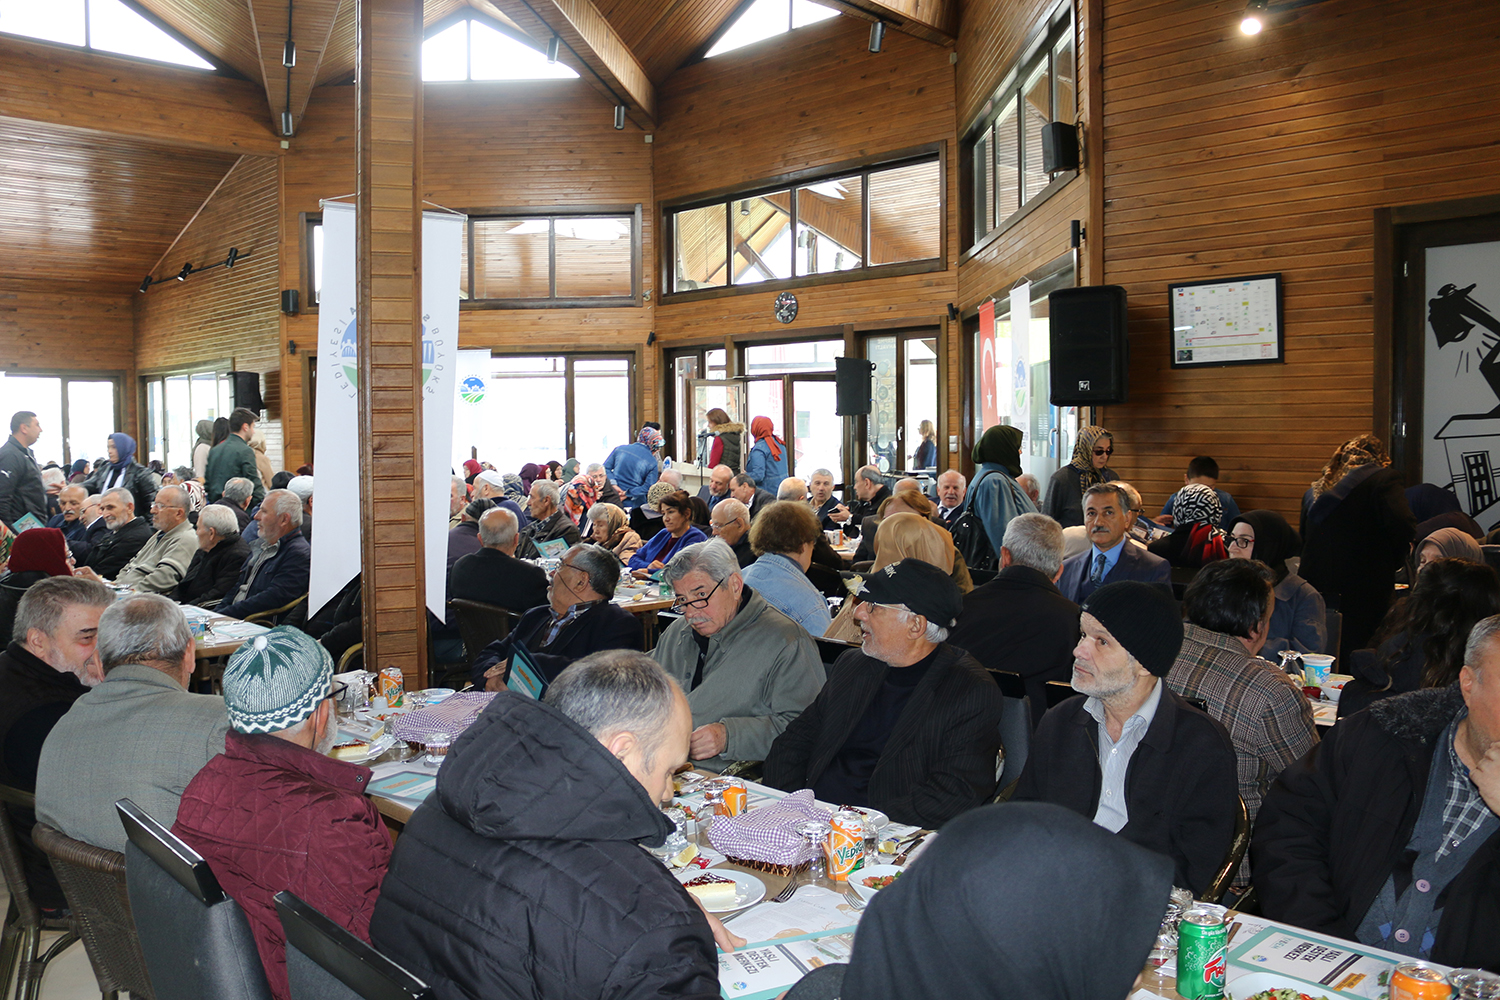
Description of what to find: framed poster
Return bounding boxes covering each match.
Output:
[1169,273,1284,368]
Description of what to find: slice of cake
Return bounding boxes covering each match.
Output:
[682,872,738,908]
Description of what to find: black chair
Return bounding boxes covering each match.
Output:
[115,799,271,1000]
[1170,565,1198,601]
[1044,680,1077,708]
[1203,793,1250,905]
[815,636,860,666]
[450,599,520,672]
[1323,609,1342,657]
[986,669,1026,700]
[275,891,432,1000]
[967,567,998,587]
[994,694,1031,802]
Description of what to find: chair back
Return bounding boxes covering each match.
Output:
[1044,680,1078,708]
[967,567,998,587]
[995,694,1031,799]
[275,891,432,1000]
[1202,793,1250,904]
[0,784,41,932]
[245,593,309,628]
[1323,609,1342,656]
[32,821,155,998]
[116,799,272,1000]
[450,599,520,670]
[0,784,81,1000]
[987,669,1026,700]
[1170,565,1198,600]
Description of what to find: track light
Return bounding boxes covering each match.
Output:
[282,39,296,67]
[740,200,751,217]
[613,105,626,129]
[177,263,193,281]
[139,276,153,293]
[139,248,246,291]
[868,21,885,52]
[281,111,295,136]
[1241,0,1266,33]
[546,35,560,63]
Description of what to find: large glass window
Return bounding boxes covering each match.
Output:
[464,355,634,474]
[141,368,235,473]
[862,332,939,474]
[0,0,215,70]
[665,347,728,462]
[705,0,838,59]
[0,372,121,469]
[421,14,579,82]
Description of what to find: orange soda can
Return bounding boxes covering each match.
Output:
[826,809,865,881]
[379,666,405,708]
[714,779,747,817]
[1392,963,1453,1000]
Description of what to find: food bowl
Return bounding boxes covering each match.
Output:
[1321,672,1353,704]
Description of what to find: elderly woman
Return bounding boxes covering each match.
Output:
[585,502,642,564]
[628,490,706,577]
[173,503,251,608]
[1228,510,1326,656]
[827,513,963,642]
[561,474,599,527]
[1043,425,1117,528]
[740,500,832,636]
[1147,482,1227,568]
[0,527,74,643]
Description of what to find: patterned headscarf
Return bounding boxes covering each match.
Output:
[638,427,665,451]
[645,481,675,511]
[562,474,599,526]
[182,480,207,513]
[1311,434,1390,500]
[1068,426,1113,489]
[501,473,527,504]
[1172,483,1222,528]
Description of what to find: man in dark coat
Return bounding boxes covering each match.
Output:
[80,488,154,580]
[204,407,266,506]
[0,411,47,530]
[371,651,739,1000]
[844,465,891,537]
[1251,617,1500,971]
[949,512,1079,730]
[1013,581,1239,896]
[764,560,1003,829]
[450,507,548,614]
[173,504,251,608]
[515,480,581,560]
[219,490,311,621]
[731,473,776,521]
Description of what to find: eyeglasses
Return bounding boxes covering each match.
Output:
[853,597,907,615]
[1093,447,1114,457]
[671,577,727,611]
[1227,535,1255,549]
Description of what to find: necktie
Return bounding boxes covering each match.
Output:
[1091,552,1107,585]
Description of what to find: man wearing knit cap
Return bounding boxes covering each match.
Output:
[1014,580,1239,896]
[764,559,1004,828]
[172,626,391,1000]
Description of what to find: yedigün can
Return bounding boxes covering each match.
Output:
[1392,962,1453,1000]
[1176,906,1227,999]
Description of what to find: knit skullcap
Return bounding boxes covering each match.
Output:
[222,626,333,734]
[1080,581,1183,677]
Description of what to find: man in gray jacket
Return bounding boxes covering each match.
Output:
[35,593,229,853]
[652,539,824,769]
[75,486,199,594]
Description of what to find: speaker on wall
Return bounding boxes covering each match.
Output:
[230,371,264,413]
[1041,121,1080,173]
[280,289,299,315]
[834,357,876,416]
[1048,285,1129,406]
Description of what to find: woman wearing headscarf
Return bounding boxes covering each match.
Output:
[628,481,675,542]
[500,472,528,507]
[560,458,581,482]
[0,527,74,644]
[744,415,788,497]
[787,802,1173,1000]
[462,459,482,484]
[1298,434,1416,657]
[83,433,157,514]
[518,462,543,495]
[1147,483,1228,568]
[603,426,664,506]
[968,424,1038,561]
[704,407,744,473]
[1411,522,1483,576]
[584,502,642,564]
[67,459,89,484]
[1043,425,1118,528]
[1227,510,1326,656]
[191,419,215,480]
[561,474,599,527]
[545,460,564,483]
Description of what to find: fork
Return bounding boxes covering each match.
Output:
[841,886,866,911]
[770,876,800,902]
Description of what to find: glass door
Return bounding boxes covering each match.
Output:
[685,379,745,467]
[789,375,840,482]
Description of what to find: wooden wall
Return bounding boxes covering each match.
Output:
[1095,0,1500,522]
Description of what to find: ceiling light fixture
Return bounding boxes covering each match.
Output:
[1241,0,1266,34]
[546,35,560,63]
[281,0,296,136]
[614,105,626,129]
[139,248,245,292]
[868,21,885,53]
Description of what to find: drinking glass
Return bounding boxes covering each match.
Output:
[797,819,833,890]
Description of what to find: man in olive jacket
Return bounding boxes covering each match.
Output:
[204,407,265,506]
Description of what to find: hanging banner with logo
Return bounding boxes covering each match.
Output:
[1010,281,1032,451]
[979,299,998,431]
[452,349,494,473]
[421,210,463,618]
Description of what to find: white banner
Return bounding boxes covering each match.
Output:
[453,349,495,472]
[1009,281,1032,451]
[420,211,463,618]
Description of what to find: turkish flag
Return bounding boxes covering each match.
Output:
[979,299,998,429]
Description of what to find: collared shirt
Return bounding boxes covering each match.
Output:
[232,536,281,604]
[1439,706,1489,860]
[1090,537,1128,579]
[542,599,605,647]
[1084,678,1163,833]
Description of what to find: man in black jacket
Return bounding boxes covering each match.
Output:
[844,465,890,537]
[450,507,548,613]
[0,411,47,530]
[764,559,1003,829]
[949,512,1078,730]
[1251,615,1500,971]
[1013,580,1239,896]
[80,488,154,580]
[173,504,250,608]
[515,480,581,560]
[371,651,740,1000]
[730,473,776,521]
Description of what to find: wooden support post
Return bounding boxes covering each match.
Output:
[356,0,428,687]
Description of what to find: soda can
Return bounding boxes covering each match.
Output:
[1177,906,1227,999]
[1393,962,1453,1000]
[379,666,405,708]
[714,779,747,817]
[826,809,865,882]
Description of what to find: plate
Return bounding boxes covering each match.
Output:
[851,864,905,900]
[1229,971,1337,1000]
[676,869,766,913]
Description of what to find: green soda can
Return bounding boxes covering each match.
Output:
[1177,906,1227,999]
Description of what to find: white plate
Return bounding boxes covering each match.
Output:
[850,864,905,900]
[676,869,766,913]
[1229,971,1337,999]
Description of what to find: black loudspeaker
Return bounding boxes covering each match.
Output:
[280,289,299,315]
[1041,121,1080,173]
[230,371,264,413]
[834,357,875,416]
[1048,286,1129,406]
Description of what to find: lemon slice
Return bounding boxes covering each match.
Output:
[672,842,700,867]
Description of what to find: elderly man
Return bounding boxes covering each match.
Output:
[78,487,154,580]
[0,411,46,530]
[730,473,776,521]
[446,497,493,571]
[1014,581,1239,895]
[471,469,529,525]
[174,627,392,1000]
[1171,558,1317,887]
[809,468,852,533]
[587,462,624,507]
[764,560,1003,828]
[473,542,644,688]
[1252,617,1500,969]
[451,507,548,614]
[1017,472,1042,506]
[949,513,1079,730]
[287,474,314,542]
[652,539,823,767]
[40,467,65,519]
[45,484,93,560]
[708,497,755,568]
[35,593,230,853]
[659,468,684,490]
[373,651,739,1000]
[218,490,311,621]
[934,469,967,529]
[205,407,265,506]
[847,465,890,535]
[77,485,198,593]
[448,475,466,521]
[516,480,581,559]
[695,464,734,511]
[213,476,257,532]
[1056,483,1171,603]
[173,504,251,608]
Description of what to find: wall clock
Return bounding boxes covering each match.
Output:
[774,291,799,324]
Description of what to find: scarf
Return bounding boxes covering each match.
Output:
[1068,426,1113,490]
[194,419,214,448]
[1311,435,1389,500]
[750,416,782,461]
[7,527,72,577]
[971,424,1023,477]
[1172,483,1222,527]
[637,427,664,451]
[1232,509,1300,583]
[108,432,137,473]
[501,473,527,504]
[519,463,542,493]
[562,475,599,526]
[462,459,482,482]
[1417,525,1483,564]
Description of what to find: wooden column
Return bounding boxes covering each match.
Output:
[356,0,427,686]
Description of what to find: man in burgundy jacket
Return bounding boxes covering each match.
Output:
[173,626,391,1000]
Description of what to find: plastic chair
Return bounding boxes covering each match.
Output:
[1202,793,1250,905]
[449,599,520,672]
[1044,680,1078,708]
[1323,609,1342,657]
[994,694,1031,802]
[116,799,271,1000]
[986,669,1026,700]
[32,822,154,999]
[274,891,432,1000]
[0,784,81,1000]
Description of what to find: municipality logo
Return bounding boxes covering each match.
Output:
[460,375,485,404]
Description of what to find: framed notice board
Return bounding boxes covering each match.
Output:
[1169,273,1284,368]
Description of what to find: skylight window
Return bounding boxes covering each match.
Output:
[0,0,214,70]
[422,17,580,82]
[706,0,838,59]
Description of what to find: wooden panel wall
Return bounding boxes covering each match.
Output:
[1096,0,1500,523]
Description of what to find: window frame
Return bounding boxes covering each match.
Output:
[136,359,235,472]
[0,0,231,75]
[0,368,125,468]
[857,328,942,477]
[660,143,947,304]
[419,8,579,83]
[485,349,641,458]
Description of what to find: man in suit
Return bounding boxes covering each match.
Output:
[731,473,776,521]
[451,507,549,615]
[934,469,967,530]
[1057,483,1171,603]
[949,512,1078,730]
[695,464,734,512]
[472,543,643,688]
[218,489,311,621]
[763,559,1004,829]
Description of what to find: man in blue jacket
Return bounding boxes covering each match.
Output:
[218,490,310,621]
[1057,483,1171,604]
[604,426,664,506]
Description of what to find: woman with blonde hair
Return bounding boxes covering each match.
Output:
[912,419,937,470]
[826,512,966,641]
[585,502,641,564]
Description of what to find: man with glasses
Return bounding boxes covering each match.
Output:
[651,539,822,769]
[1057,483,1171,604]
[763,559,1003,828]
[77,486,196,592]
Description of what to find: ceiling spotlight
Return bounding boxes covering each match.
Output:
[1241,0,1266,34]
[868,21,885,52]
[740,200,751,217]
[613,105,626,130]
[546,35,560,63]
[177,263,193,281]
[281,111,295,136]
[225,247,240,268]
[282,39,296,67]
[138,276,153,294]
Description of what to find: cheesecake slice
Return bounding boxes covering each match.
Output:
[682,872,738,907]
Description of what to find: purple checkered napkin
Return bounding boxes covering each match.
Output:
[391,691,495,743]
[707,789,833,865]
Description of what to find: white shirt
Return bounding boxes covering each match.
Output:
[1084,678,1163,834]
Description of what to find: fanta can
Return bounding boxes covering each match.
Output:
[714,779,747,817]
[826,809,865,881]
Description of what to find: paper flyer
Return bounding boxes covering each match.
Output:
[1230,926,1397,998]
[366,770,437,804]
[719,929,855,1000]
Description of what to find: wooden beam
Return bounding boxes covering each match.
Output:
[247,0,347,134]
[811,0,955,45]
[478,0,656,126]
[0,35,283,155]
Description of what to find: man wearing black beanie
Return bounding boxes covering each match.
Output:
[1014,581,1240,896]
